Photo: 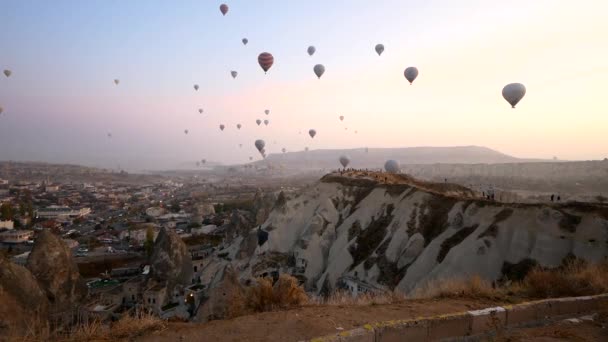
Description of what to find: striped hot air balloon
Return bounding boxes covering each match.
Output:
[258,52,274,73]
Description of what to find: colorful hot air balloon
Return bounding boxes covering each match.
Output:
[385,160,400,173]
[264,109,270,115]
[219,124,225,131]
[264,119,269,126]
[339,155,350,169]
[258,52,274,73]
[339,115,344,121]
[307,46,316,56]
[242,38,248,45]
[114,79,120,85]
[313,64,325,79]
[308,129,316,138]
[255,139,265,153]
[375,44,385,56]
[502,83,526,108]
[237,123,242,129]
[194,84,199,91]
[404,67,419,85]
[220,4,228,15]
[231,70,238,79]
[256,119,261,126]
[198,108,203,114]
[3,70,12,78]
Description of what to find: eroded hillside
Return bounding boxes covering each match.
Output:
[199,171,608,297]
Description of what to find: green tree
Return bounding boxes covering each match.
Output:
[144,227,155,258]
[0,203,13,221]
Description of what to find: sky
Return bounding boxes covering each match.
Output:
[1,0,607,170]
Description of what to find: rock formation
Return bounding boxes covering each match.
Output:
[0,257,49,337]
[195,265,244,322]
[253,189,277,226]
[150,228,193,288]
[26,230,87,311]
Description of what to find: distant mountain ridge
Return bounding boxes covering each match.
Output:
[261,146,546,169]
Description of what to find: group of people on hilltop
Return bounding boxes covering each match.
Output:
[550,194,561,202]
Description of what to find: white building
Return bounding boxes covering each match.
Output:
[0,230,34,244]
[36,205,91,220]
[0,220,14,230]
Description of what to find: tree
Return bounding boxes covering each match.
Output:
[0,203,13,221]
[144,227,155,258]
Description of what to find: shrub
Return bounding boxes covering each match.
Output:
[522,260,608,298]
[412,275,498,300]
[245,274,308,313]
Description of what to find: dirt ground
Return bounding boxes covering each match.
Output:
[497,316,608,341]
[140,298,503,342]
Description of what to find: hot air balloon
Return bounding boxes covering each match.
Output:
[375,44,385,56]
[307,46,316,56]
[345,127,348,130]
[313,64,325,79]
[242,38,248,45]
[219,124,225,131]
[255,139,265,153]
[339,115,344,121]
[114,79,120,85]
[404,67,419,85]
[237,123,242,129]
[219,4,228,15]
[502,83,526,108]
[354,130,358,134]
[184,129,189,135]
[256,119,262,126]
[231,71,238,79]
[339,155,350,169]
[265,109,270,115]
[239,143,243,148]
[305,147,309,151]
[194,84,199,91]
[264,119,269,126]
[0,107,3,115]
[308,129,316,138]
[249,156,253,161]
[202,159,206,164]
[384,160,400,173]
[258,52,274,73]
[3,70,12,78]
[198,108,203,114]
[107,133,112,138]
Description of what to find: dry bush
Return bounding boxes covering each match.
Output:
[311,290,407,306]
[522,260,608,298]
[412,275,500,300]
[245,274,308,313]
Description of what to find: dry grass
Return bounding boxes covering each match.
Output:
[311,290,407,306]
[245,274,308,313]
[411,275,501,300]
[522,260,608,299]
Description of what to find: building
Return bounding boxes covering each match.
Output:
[0,220,14,230]
[36,205,91,220]
[0,230,34,244]
[336,276,385,297]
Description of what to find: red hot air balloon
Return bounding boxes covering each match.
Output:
[220,4,228,16]
[258,52,274,73]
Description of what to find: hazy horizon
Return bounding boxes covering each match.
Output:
[1,0,607,170]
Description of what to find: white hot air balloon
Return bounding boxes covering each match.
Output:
[313,64,325,79]
[307,46,316,56]
[114,79,120,85]
[231,71,238,79]
[404,67,419,85]
[339,155,350,169]
[384,160,400,173]
[237,123,242,129]
[219,124,225,131]
[198,108,203,114]
[265,109,270,115]
[502,83,526,108]
[339,115,344,121]
[3,70,12,77]
[194,84,199,91]
[264,119,269,126]
[255,139,265,153]
[308,129,316,138]
[256,119,262,126]
[375,44,384,56]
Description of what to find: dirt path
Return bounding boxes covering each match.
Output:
[140,298,501,342]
